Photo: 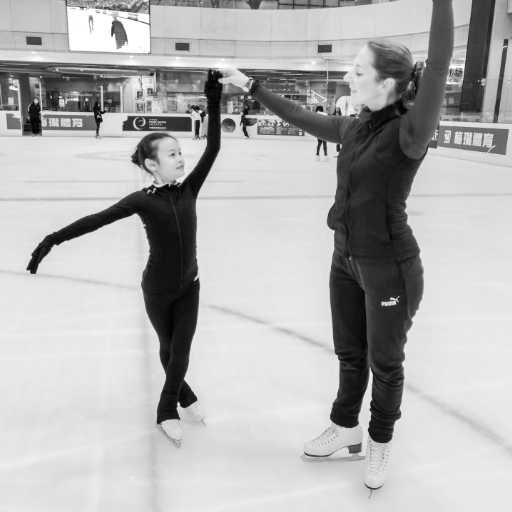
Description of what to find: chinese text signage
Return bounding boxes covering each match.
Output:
[41,115,96,130]
[438,126,508,154]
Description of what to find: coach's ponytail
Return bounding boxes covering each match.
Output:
[402,61,424,105]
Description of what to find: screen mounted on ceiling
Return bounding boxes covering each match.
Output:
[66,0,150,54]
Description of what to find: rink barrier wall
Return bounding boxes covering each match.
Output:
[0,111,300,139]
[1,110,512,164]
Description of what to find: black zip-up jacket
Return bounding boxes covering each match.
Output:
[49,100,220,294]
[250,0,453,261]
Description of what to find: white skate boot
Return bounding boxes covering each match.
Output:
[303,423,363,458]
[160,419,183,447]
[182,402,206,425]
[364,438,392,490]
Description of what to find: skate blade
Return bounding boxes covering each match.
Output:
[366,486,383,499]
[365,482,383,493]
[301,443,364,463]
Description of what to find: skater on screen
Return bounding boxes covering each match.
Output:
[219,0,453,490]
[111,15,128,50]
[26,70,223,448]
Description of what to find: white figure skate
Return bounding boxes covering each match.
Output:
[364,438,392,490]
[160,419,183,447]
[182,402,206,425]
[303,423,363,459]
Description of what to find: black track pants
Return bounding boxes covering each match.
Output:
[143,279,200,424]
[329,245,423,443]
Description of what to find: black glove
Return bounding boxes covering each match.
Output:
[204,69,223,105]
[27,234,57,274]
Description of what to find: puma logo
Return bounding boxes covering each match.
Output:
[381,296,400,307]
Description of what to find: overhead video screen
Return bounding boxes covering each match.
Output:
[66,1,150,54]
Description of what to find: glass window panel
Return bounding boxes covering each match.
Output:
[0,76,20,110]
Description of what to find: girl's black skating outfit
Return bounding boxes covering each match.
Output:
[248,0,453,443]
[28,74,222,425]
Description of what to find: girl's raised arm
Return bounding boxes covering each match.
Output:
[182,70,222,197]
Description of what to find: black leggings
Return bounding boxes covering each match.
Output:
[316,139,327,156]
[329,246,423,443]
[143,279,200,424]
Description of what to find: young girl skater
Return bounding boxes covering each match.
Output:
[220,0,452,489]
[26,70,223,447]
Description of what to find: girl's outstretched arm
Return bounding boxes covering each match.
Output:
[27,192,139,274]
[182,70,222,197]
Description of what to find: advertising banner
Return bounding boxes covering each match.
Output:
[122,116,192,132]
[41,114,96,130]
[257,118,304,136]
[438,125,508,154]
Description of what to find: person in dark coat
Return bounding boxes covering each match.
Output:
[93,101,105,138]
[27,98,41,136]
[111,16,128,50]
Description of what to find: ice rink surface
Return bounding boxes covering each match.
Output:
[1,135,511,511]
